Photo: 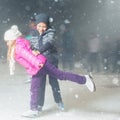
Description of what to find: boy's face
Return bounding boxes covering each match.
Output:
[36,22,47,34]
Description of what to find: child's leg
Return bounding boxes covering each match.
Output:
[44,61,86,84]
[30,69,46,110]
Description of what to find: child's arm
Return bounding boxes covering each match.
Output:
[16,44,46,68]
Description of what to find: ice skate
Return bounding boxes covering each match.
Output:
[85,73,96,92]
[21,110,41,118]
[57,102,65,111]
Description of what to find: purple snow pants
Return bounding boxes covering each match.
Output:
[30,61,86,110]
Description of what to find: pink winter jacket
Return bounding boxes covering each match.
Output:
[15,37,46,75]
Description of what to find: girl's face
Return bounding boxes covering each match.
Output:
[36,22,47,34]
[6,40,15,47]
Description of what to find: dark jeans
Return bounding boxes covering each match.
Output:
[37,72,62,108]
[30,61,86,110]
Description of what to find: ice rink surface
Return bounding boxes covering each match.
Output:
[0,62,120,120]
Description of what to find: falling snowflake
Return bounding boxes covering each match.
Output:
[54,0,59,2]
[74,94,79,99]
[112,78,119,86]
[110,0,115,4]
[98,0,102,3]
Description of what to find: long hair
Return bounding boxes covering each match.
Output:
[4,25,22,75]
[7,41,16,75]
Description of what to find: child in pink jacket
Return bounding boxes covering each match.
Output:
[4,25,96,118]
[15,37,46,75]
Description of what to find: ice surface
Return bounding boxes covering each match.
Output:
[0,62,120,120]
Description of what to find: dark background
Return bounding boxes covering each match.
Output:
[0,0,120,67]
[1,0,120,40]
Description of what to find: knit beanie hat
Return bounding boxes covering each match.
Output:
[35,13,50,26]
[4,25,22,41]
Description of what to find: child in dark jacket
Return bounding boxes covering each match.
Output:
[30,13,64,112]
[4,25,96,118]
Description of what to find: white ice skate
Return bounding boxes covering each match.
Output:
[21,110,40,118]
[85,73,96,92]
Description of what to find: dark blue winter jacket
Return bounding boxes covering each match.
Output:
[30,28,58,64]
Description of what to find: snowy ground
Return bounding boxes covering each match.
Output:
[0,61,120,120]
